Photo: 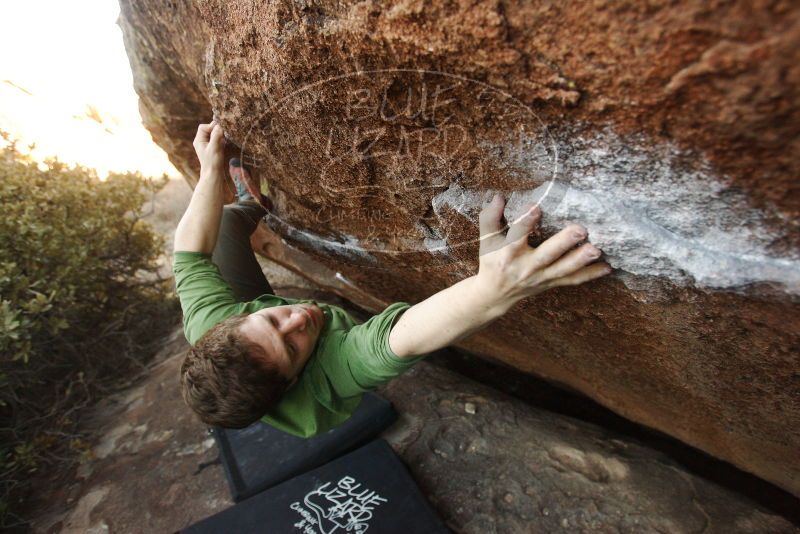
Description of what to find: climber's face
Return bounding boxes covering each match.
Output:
[238,304,324,379]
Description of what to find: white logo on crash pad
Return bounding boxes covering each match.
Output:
[290,476,388,534]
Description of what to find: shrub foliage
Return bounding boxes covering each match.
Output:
[0,134,178,526]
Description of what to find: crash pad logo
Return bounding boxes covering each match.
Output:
[290,476,388,534]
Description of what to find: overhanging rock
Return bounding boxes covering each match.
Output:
[119,0,800,495]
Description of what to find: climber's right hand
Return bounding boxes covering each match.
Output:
[193,121,226,174]
[475,193,611,304]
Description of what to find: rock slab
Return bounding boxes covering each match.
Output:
[118,0,800,494]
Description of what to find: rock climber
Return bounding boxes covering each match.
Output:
[174,121,611,436]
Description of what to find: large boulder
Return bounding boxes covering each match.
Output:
[118,0,800,495]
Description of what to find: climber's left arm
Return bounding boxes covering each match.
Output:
[173,122,229,254]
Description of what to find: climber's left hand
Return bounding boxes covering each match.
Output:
[476,193,611,304]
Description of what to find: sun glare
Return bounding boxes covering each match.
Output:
[0,0,179,179]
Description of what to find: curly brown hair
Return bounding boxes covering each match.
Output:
[180,314,291,428]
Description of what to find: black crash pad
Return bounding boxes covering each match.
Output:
[182,439,447,534]
[212,392,397,501]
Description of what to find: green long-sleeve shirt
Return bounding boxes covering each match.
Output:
[173,251,424,437]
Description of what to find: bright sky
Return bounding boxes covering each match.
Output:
[0,0,179,178]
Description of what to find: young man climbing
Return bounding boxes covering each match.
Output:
[175,122,611,437]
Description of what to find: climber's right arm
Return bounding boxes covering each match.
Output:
[174,122,229,255]
[387,194,612,359]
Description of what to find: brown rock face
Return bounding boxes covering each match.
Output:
[119,0,800,495]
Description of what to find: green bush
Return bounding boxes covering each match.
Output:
[0,133,178,527]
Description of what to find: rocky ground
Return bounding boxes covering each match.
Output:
[382,362,800,533]
[27,275,800,533]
